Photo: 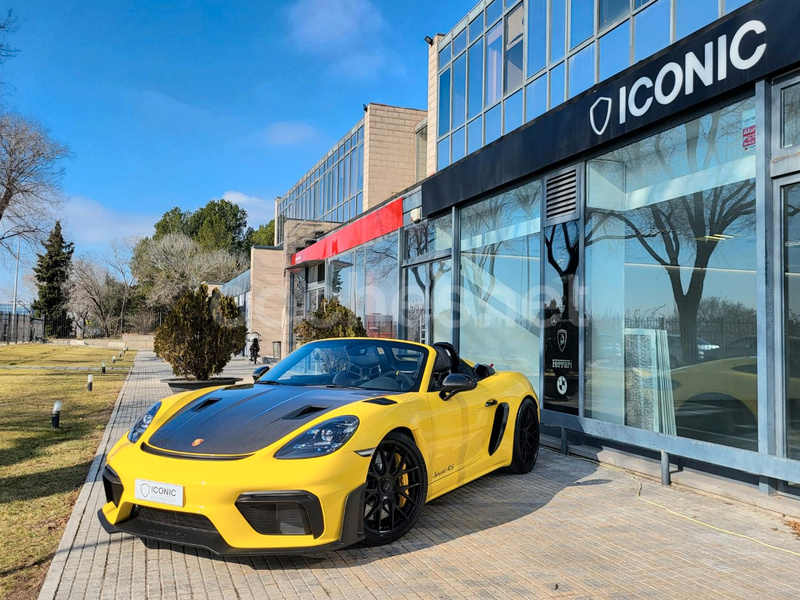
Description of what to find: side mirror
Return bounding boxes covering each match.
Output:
[440,373,477,400]
[253,365,271,381]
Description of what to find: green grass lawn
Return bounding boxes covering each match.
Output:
[0,344,135,600]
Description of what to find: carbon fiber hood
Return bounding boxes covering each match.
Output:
[146,384,380,455]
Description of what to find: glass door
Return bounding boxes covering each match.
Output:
[782,181,800,460]
[402,259,452,345]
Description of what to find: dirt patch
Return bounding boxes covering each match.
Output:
[786,519,800,539]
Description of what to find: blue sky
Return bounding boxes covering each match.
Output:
[0,0,469,299]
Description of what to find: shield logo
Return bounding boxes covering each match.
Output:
[192,438,204,447]
[590,96,613,136]
[557,329,568,353]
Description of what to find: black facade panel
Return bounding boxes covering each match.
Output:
[422,0,799,216]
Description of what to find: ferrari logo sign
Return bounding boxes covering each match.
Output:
[191,438,204,447]
[557,329,567,353]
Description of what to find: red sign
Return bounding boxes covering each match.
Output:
[292,197,404,266]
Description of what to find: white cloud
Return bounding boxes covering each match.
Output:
[286,0,395,80]
[61,196,158,247]
[222,191,275,226]
[260,121,322,146]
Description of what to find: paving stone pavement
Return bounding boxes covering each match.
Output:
[38,352,800,600]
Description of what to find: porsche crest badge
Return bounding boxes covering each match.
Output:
[192,438,204,447]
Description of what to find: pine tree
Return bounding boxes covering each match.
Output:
[32,221,74,337]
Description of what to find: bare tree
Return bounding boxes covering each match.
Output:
[131,233,245,307]
[0,113,70,256]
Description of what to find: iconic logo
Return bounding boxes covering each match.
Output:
[589,20,767,136]
[139,483,150,497]
[556,376,568,396]
[557,329,568,353]
[590,97,613,136]
[192,438,204,447]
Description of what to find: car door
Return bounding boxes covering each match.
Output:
[426,380,495,484]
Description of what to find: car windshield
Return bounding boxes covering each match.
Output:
[258,339,428,393]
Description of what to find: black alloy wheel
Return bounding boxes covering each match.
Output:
[508,398,540,474]
[363,432,428,545]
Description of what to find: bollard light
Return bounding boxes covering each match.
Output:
[51,401,62,429]
[101,360,106,374]
[118,350,122,358]
[87,374,93,392]
[112,356,116,364]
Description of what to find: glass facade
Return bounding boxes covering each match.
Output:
[460,181,542,386]
[276,122,364,245]
[585,97,758,450]
[436,0,757,169]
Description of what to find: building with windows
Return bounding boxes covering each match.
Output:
[275,104,427,246]
[283,0,800,503]
[429,0,752,172]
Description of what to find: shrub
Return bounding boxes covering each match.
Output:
[154,284,247,380]
[293,297,366,345]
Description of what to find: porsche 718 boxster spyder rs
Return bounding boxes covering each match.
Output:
[98,338,540,555]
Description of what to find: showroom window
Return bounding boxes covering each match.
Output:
[459,180,542,388]
[585,96,759,451]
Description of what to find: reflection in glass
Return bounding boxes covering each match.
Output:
[599,20,629,82]
[634,0,670,62]
[526,76,547,122]
[453,29,467,56]
[486,0,502,25]
[550,62,565,109]
[452,126,466,163]
[485,103,502,144]
[676,0,717,40]
[570,0,594,48]
[460,181,542,388]
[782,83,800,149]
[437,136,450,170]
[599,0,629,31]
[468,116,483,153]
[404,265,427,344]
[439,42,451,68]
[452,54,467,129]
[568,42,595,98]
[485,22,503,108]
[505,4,524,93]
[468,41,484,120]
[439,68,451,137]
[365,234,399,339]
[528,0,547,77]
[469,14,483,42]
[585,97,759,451]
[550,0,566,62]
[504,90,523,134]
[429,214,453,252]
[431,259,453,344]
[329,252,355,312]
[784,183,800,460]
[725,0,750,14]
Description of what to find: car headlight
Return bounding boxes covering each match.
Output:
[127,401,161,443]
[275,416,359,459]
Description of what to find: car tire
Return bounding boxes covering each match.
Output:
[507,398,540,474]
[363,431,428,546]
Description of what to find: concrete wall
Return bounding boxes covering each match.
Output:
[363,103,427,211]
[248,247,284,356]
[426,34,445,178]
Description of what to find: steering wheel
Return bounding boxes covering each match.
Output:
[392,371,415,391]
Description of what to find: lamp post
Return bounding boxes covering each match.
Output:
[10,237,20,344]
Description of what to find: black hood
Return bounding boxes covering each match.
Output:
[147,384,381,455]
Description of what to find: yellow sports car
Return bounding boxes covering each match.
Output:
[98,338,540,555]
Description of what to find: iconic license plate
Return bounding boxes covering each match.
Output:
[134,478,184,507]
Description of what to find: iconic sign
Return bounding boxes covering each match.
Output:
[423,0,800,218]
[590,20,767,136]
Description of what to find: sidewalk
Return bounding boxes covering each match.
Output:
[38,351,800,599]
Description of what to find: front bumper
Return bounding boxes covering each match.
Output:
[98,483,366,556]
[99,439,372,555]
